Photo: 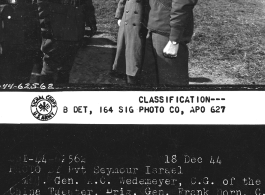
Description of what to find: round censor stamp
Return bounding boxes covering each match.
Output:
[31,95,58,121]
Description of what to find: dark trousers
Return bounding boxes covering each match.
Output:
[140,32,189,86]
[0,48,37,84]
[40,39,80,84]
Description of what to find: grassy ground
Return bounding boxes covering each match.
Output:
[190,0,265,84]
[93,0,119,39]
[91,0,265,85]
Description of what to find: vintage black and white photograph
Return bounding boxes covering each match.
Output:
[0,0,265,194]
[0,0,264,88]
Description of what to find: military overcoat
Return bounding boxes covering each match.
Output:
[36,0,97,83]
[112,0,146,77]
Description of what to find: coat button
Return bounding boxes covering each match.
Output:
[126,10,129,13]
[134,11,138,14]
[125,22,128,25]
[133,23,136,26]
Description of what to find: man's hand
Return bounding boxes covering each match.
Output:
[117,19,121,26]
[163,41,179,58]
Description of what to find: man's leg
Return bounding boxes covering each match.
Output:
[40,39,78,84]
[112,22,126,74]
[17,50,37,84]
[56,41,80,84]
[0,50,21,84]
[40,39,58,83]
[40,53,56,84]
[152,33,189,85]
[140,31,158,85]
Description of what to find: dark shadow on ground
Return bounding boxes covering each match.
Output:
[70,36,126,85]
[84,29,105,36]
[189,77,212,83]
[31,36,212,86]
[83,37,117,46]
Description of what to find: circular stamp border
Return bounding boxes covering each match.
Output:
[30,95,58,121]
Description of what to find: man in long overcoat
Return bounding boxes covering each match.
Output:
[112,0,147,84]
[37,0,97,84]
[140,0,198,86]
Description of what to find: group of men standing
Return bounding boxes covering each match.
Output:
[112,0,198,86]
[0,0,198,86]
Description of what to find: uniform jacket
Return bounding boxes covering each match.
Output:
[147,0,198,43]
[37,0,96,41]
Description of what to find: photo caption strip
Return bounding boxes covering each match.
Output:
[0,91,263,124]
